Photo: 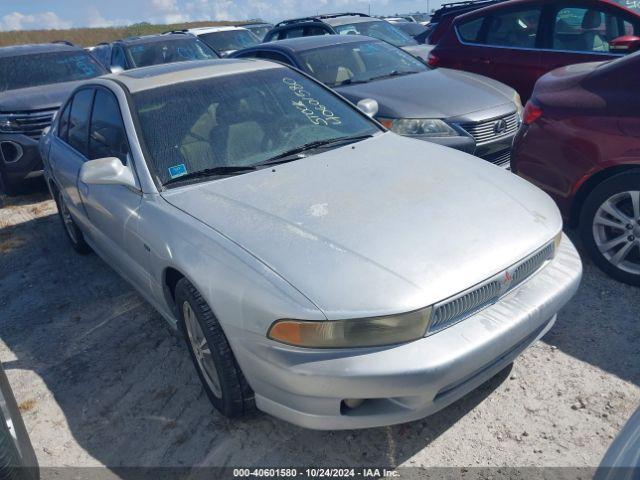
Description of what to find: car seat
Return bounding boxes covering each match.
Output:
[581,10,609,52]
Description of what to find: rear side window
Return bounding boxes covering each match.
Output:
[89,89,130,163]
[67,89,95,156]
[457,17,485,43]
[485,8,541,48]
[58,101,72,141]
[280,28,304,39]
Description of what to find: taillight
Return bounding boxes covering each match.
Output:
[427,52,440,68]
[522,101,543,125]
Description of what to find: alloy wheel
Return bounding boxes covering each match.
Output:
[183,301,222,397]
[592,190,640,275]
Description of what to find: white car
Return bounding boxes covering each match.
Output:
[183,26,261,56]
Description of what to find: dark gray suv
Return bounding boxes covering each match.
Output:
[0,43,106,195]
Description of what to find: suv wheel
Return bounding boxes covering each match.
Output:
[580,172,640,286]
[55,189,91,254]
[175,278,255,418]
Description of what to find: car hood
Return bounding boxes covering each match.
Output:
[0,80,83,112]
[162,133,561,319]
[336,68,517,120]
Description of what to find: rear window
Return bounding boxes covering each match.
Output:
[125,38,218,68]
[0,51,105,92]
[334,20,418,47]
[198,30,259,53]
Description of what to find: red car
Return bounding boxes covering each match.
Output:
[511,52,640,285]
[428,0,640,101]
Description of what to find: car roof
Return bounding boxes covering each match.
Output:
[0,42,81,58]
[323,15,380,26]
[115,33,196,46]
[240,22,273,27]
[187,25,248,34]
[103,58,283,93]
[252,34,370,53]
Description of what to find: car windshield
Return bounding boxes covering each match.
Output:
[198,30,260,53]
[132,67,380,186]
[299,40,427,87]
[395,22,428,37]
[616,0,640,12]
[333,20,418,47]
[0,51,105,92]
[245,25,272,40]
[125,38,217,68]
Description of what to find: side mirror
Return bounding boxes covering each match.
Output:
[79,157,137,188]
[110,65,124,74]
[356,98,379,118]
[609,35,640,54]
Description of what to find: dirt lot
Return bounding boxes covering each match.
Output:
[0,179,638,476]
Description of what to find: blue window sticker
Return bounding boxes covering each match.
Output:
[168,164,187,179]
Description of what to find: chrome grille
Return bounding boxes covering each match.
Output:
[484,149,511,169]
[511,243,554,288]
[427,240,555,335]
[460,112,520,144]
[3,109,57,140]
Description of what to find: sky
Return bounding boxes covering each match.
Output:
[0,0,444,31]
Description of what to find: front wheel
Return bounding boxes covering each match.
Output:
[175,278,255,418]
[55,189,91,254]
[579,172,640,286]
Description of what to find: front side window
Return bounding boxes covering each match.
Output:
[132,68,380,185]
[89,90,130,163]
[198,30,260,53]
[67,89,95,157]
[299,40,427,87]
[485,8,541,48]
[334,21,418,47]
[125,38,217,68]
[0,51,105,92]
[552,7,635,52]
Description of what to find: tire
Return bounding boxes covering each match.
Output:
[175,278,255,418]
[54,189,91,255]
[0,171,19,197]
[579,171,640,286]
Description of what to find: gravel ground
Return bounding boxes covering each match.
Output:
[0,179,638,476]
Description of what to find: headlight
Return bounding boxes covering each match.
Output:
[378,118,459,137]
[0,114,19,133]
[267,306,432,348]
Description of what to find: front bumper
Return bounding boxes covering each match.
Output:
[0,133,43,182]
[233,235,582,429]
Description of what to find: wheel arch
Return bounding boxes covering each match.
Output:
[162,266,186,314]
[570,164,640,227]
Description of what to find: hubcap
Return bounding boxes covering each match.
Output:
[592,190,640,275]
[59,194,78,243]
[183,301,222,397]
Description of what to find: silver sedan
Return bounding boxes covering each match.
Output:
[41,59,582,429]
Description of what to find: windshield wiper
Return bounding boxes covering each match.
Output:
[163,165,256,186]
[369,70,420,81]
[254,134,374,167]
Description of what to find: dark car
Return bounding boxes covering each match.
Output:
[0,43,106,195]
[85,43,112,69]
[428,0,640,101]
[511,52,640,285]
[264,13,433,61]
[239,22,275,41]
[386,19,431,43]
[234,35,522,167]
[107,33,218,71]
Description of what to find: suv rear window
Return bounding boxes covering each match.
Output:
[0,51,105,92]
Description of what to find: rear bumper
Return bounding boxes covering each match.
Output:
[233,234,582,429]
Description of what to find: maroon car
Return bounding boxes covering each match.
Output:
[511,52,640,285]
[428,0,640,101]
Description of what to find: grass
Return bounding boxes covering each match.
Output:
[0,20,257,48]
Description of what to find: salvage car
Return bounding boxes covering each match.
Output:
[106,33,218,71]
[0,42,106,195]
[234,35,522,167]
[512,52,640,285]
[428,0,640,100]
[264,13,433,61]
[177,26,261,57]
[238,22,275,41]
[41,59,582,429]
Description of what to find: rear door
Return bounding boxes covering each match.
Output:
[538,3,639,72]
[48,88,95,219]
